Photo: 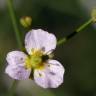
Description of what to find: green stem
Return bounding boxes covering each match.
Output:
[57,19,93,46]
[7,0,23,95]
[7,0,22,49]
[76,19,92,32]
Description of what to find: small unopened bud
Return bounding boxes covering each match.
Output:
[20,16,32,28]
[91,9,96,22]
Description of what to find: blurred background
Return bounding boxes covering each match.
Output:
[0,0,96,96]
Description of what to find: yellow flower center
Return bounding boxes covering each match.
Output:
[25,49,44,69]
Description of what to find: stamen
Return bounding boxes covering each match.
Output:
[48,64,50,67]
[39,73,42,77]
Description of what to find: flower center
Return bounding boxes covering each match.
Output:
[25,49,44,69]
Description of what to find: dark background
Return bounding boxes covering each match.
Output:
[0,0,96,96]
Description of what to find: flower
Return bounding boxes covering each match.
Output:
[5,29,65,88]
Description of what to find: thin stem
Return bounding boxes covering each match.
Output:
[57,19,93,46]
[76,19,92,32]
[7,0,22,49]
[7,0,23,95]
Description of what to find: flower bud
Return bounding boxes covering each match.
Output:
[20,16,32,28]
[91,8,96,22]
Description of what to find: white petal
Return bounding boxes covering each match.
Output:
[34,68,48,88]
[47,60,65,78]
[34,60,65,88]
[25,29,57,54]
[47,60,65,88]
[6,51,27,66]
[5,65,31,80]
